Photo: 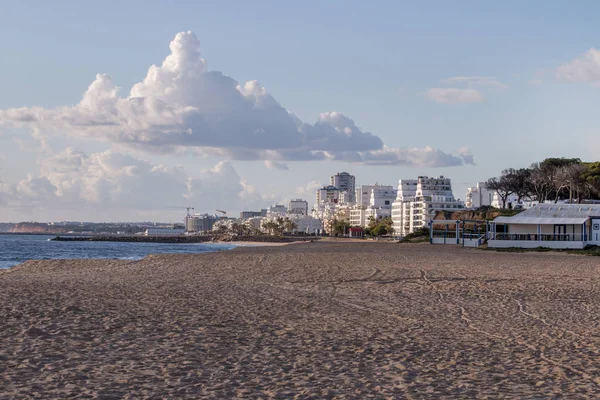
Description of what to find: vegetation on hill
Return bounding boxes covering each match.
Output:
[486,158,600,206]
[432,206,522,222]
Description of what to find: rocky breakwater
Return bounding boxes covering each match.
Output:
[51,235,213,244]
[51,234,318,244]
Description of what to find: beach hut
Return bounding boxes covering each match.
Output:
[488,204,600,249]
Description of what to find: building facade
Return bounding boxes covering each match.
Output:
[316,185,344,205]
[288,199,309,216]
[465,182,494,209]
[330,172,356,204]
[349,184,396,228]
[185,214,220,233]
[392,176,463,236]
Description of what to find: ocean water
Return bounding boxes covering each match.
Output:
[0,234,236,269]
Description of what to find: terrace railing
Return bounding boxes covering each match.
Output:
[489,233,585,242]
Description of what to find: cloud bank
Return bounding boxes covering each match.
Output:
[0,148,269,212]
[0,31,472,167]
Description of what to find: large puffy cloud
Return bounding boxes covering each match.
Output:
[0,31,470,167]
[557,48,600,84]
[0,147,271,212]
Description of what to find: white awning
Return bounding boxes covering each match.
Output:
[492,217,589,225]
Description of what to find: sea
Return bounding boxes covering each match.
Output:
[0,234,236,269]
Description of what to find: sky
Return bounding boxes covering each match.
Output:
[1,1,600,222]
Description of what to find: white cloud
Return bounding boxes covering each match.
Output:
[361,145,473,166]
[557,48,600,84]
[264,160,289,170]
[441,76,506,90]
[0,31,471,168]
[0,147,269,212]
[457,147,475,165]
[296,181,323,201]
[426,88,485,104]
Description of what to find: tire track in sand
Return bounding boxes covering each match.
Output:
[420,268,599,386]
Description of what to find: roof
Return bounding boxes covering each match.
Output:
[493,204,600,225]
[493,216,589,225]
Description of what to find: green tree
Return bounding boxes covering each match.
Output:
[332,219,350,236]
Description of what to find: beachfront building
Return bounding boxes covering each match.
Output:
[348,184,395,227]
[288,199,309,216]
[331,172,356,204]
[185,214,220,233]
[488,204,600,249]
[349,207,367,227]
[355,184,386,208]
[391,179,418,236]
[392,176,464,236]
[259,214,323,235]
[290,215,323,234]
[243,217,264,232]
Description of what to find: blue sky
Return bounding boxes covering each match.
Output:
[1,1,600,221]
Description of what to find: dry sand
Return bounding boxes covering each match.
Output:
[2,242,600,398]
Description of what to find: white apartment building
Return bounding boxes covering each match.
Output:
[465,182,495,209]
[260,214,323,235]
[392,176,464,236]
[465,182,522,209]
[331,172,356,204]
[355,184,386,208]
[391,180,418,235]
[491,192,520,209]
[292,215,323,234]
[349,184,396,227]
[288,199,309,216]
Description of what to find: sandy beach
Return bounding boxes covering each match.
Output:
[2,242,600,398]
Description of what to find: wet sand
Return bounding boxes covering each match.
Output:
[2,242,600,398]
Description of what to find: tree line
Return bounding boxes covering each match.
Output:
[487,158,600,208]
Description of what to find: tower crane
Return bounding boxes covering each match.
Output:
[186,207,195,216]
[216,209,227,218]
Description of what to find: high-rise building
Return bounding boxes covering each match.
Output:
[330,172,356,204]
